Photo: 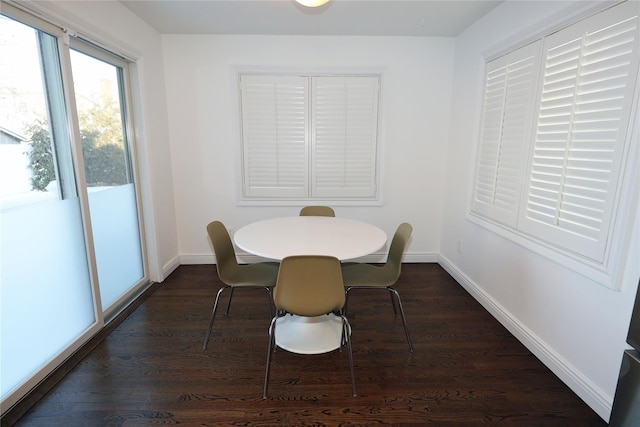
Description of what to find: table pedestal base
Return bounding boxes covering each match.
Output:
[275,314,348,354]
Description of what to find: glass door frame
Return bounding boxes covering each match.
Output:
[68,37,150,321]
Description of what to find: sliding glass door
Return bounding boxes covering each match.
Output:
[0,12,98,408]
[0,5,147,411]
[69,46,145,313]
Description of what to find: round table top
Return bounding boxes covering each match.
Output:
[234,216,387,261]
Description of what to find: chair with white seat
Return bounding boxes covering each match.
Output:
[202,220,279,350]
[341,222,414,352]
[263,255,356,398]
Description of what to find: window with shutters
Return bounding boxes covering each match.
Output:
[471,1,639,288]
[471,40,542,227]
[239,73,380,201]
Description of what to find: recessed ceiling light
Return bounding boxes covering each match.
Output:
[295,0,331,7]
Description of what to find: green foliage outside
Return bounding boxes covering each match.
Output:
[81,130,127,187]
[25,101,128,190]
[24,120,56,191]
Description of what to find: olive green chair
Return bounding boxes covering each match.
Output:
[341,222,414,352]
[203,221,279,350]
[299,205,335,217]
[263,255,356,398]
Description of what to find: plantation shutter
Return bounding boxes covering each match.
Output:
[240,73,380,200]
[519,1,639,262]
[311,76,379,198]
[240,74,308,198]
[471,41,541,226]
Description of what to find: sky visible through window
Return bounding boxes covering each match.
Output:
[0,15,119,201]
[0,15,45,138]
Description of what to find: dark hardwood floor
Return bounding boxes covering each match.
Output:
[7,264,607,426]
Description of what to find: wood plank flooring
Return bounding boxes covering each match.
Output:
[7,264,607,426]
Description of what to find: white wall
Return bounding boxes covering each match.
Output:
[27,1,640,421]
[161,35,454,264]
[35,1,180,281]
[441,0,640,421]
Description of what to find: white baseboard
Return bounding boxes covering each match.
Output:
[160,256,181,281]
[179,254,215,265]
[437,254,611,422]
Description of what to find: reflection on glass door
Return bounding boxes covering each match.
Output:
[69,48,144,312]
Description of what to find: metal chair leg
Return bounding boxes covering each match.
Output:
[341,315,357,397]
[344,285,412,352]
[225,286,273,317]
[224,287,235,315]
[389,287,413,352]
[389,290,398,315]
[344,287,351,314]
[203,285,229,350]
[263,316,278,399]
[265,287,274,317]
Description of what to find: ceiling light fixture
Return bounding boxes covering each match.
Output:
[295,0,330,7]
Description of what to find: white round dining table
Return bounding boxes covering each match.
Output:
[234,216,387,261]
[234,216,387,354]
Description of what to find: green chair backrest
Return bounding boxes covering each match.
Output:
[381,222,413,281]
[299,206,335,217]
[274,255,344,317]
[207,221,240,284]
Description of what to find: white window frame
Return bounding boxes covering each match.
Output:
[236,70,381,204]
[469,0,640,290]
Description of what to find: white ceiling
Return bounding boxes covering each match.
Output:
[120,0,504,37]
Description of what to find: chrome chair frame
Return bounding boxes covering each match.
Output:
[263,255,356,398]
[342,222,414,352]
[203,221,279,350]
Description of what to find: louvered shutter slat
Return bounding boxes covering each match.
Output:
[520,2,639,261]
[312,76,379,198]
[471,41,542,226]
[241,75,308,197]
